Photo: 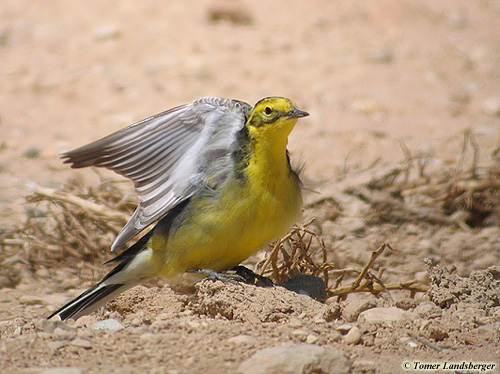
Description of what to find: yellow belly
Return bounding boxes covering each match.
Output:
[153,170,302,278]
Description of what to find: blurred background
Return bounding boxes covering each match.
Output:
[1,0,500,223]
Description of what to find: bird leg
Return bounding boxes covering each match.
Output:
[186,268,246,286]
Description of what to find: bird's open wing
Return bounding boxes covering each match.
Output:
[62,97,252,250]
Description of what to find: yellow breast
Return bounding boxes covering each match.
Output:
[155,114,303,277]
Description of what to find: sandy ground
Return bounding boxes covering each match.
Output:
[1,0,500,373]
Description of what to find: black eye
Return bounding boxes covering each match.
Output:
[265,106,272,115]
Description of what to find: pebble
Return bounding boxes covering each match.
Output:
[70,338,92,349]
[401,336,418,348]
[207,1,253,25]
[92,24,120,41]
[154,313,172,321]
[336,324,353,335]
[288,317,303,327]
[415,271,430,285]
[358,307,407,324]
[322,302,341,322]
[394,298,419,311]
[53,327,77,340]
[367,48,394,64]
[306,334,318,344]
[408,341,418,348]
[73,316,97,327]
[227,334,254,345]
[19,295,47,305]
[46,341,66,351]
[36,318,68,334]
[480,96,500,116]
[91,319,124,331]
[313,317,326,324]
[237,344,351,374]
[414,301,442,318]
[344,326,362,345]
[291,329,308,341]
[352,359,377,373]
[149,319,171,331]
[342,299,377,322]
[23,147,41,159]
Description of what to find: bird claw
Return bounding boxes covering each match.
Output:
[186,269,246,286]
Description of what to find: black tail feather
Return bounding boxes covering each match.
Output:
[48,283,124,321]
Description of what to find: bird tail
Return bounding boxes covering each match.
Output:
[49,232,157,321]
[47,281,137,321]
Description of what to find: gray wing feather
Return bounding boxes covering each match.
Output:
[61,97,252,250]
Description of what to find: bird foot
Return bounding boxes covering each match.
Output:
[186,269,246,286]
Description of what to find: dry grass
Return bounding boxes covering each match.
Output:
[348,131,500,228]
[0,175,136,273]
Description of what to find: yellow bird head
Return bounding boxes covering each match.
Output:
[246,97,309,137]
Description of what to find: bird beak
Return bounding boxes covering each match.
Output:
[286,109,309,118]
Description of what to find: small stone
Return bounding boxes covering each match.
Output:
[19,295,46,305]
[237,344,350,374]
[180,309,194,317]
[394,298,418,311]
[53,327,77,340]
[336,324,353,335]
[36,267,51,278]
[207,2,252,25]
[91,319,124,331]
[36,318,67,334]
[342,299,377,322]
[288,317,303,327]
[92,24,120,40]
[414,301,442,318]
[23,147,41,159]
[401,336,419,348]
[154,313,171,321]
[367,48,394,64]
[344,326,361,345]
[415,271,430,285]
[149,318,172,331]
[358,307,406,324]
[291,329,308,341]
[426,322,449,342]
[71,338,92,349]
[306,334,318,344]
[322,301,341,321]
[73,315,97,327]
[352,359,377,373]
[227,335,254,344]
[46,341,66,351]
[481,96,500,117]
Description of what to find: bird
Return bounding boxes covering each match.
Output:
[48,96,309,321]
